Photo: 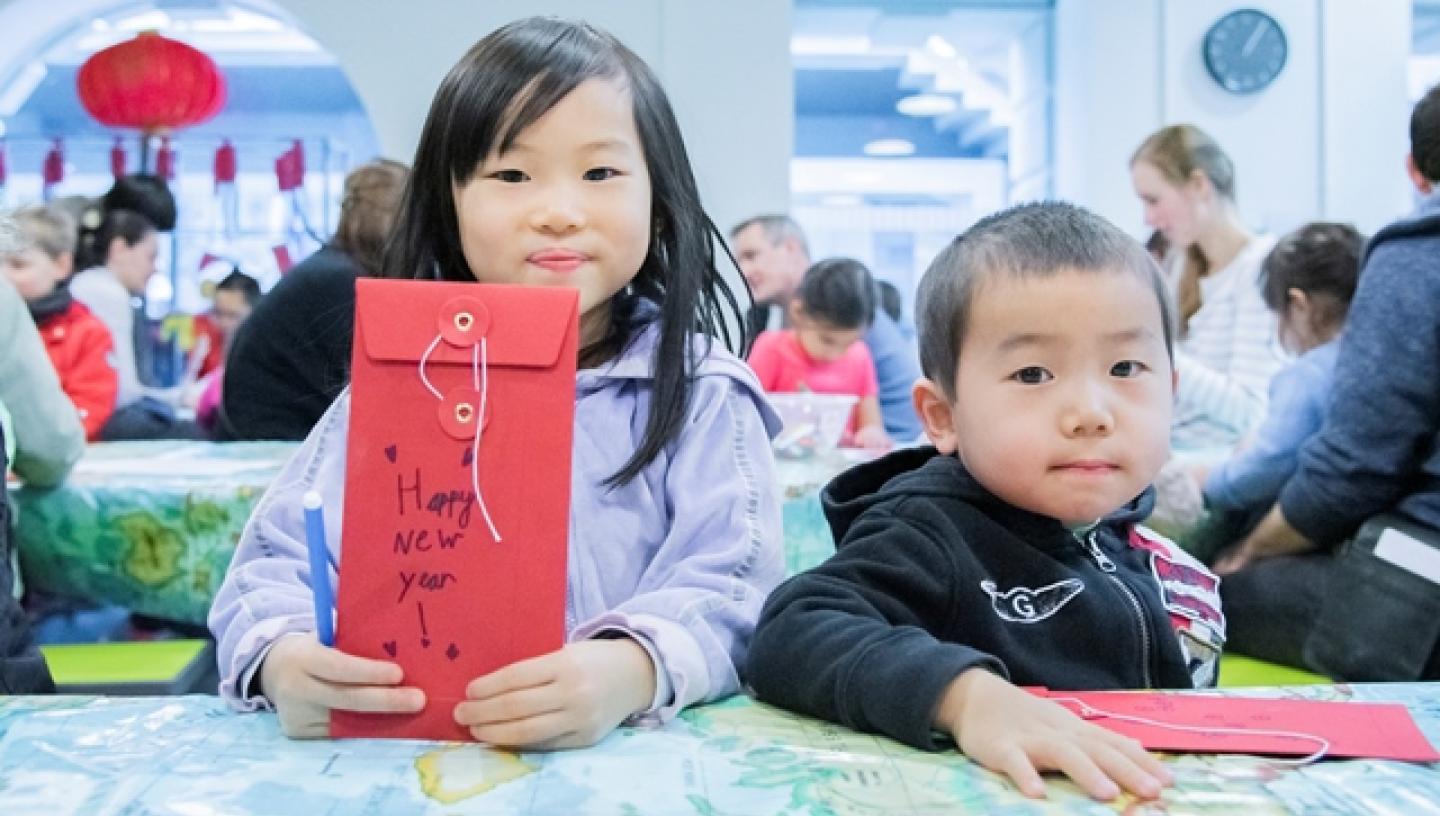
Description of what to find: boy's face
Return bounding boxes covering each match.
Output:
[915,267,1175,526]
[790,304,865,363]
[1,246,70,302]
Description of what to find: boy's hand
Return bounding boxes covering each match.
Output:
[454,638,657,750]
[259,633,425,738]
[935,668,1172,801]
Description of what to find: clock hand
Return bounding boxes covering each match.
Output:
[1241,21,1266,57]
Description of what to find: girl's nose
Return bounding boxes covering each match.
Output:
[531,191,585,234]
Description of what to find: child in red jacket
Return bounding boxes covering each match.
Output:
[2,206,118,440]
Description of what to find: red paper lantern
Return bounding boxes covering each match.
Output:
[77,31,226,133]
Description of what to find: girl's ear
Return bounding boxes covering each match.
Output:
[787,298,806,326]
[913,377,960,454]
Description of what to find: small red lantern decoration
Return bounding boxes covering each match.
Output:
[77,31,226,134]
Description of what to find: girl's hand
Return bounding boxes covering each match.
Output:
[852,424,892,451]
[935,669,1172,801]
[259,633,426,738]
[454,638,657,750]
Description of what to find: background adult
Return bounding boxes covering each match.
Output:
[216,159,410,441]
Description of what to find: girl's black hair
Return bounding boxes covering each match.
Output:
[796,257,876,331]
[382,16,750,487]
[1259,222,1363,321]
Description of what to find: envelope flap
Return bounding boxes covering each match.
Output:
[356,279,579,367]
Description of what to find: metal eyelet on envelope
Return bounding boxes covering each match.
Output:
[438,296,490,348]
[438,387,491,440]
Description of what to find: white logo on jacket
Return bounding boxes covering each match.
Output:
[979,578,1085,623]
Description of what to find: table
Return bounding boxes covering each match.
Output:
[8,441,297,625]
[8,443,858,625]
[1,683,1437,814]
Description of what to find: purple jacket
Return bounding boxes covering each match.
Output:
[209,323,783,723]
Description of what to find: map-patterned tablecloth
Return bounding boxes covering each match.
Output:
[8,441,298,624]
[8,443,858,625]
[1,683,1438,815]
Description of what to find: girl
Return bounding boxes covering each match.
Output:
[1131,125,1284,451]
[747,257,890,449]
[1197,223,1362,564]
[208,17,784,749]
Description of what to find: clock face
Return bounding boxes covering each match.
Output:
[1203,9,1288,94]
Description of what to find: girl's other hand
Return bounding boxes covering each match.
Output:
[259,633,425,738]
[454,638,657,750]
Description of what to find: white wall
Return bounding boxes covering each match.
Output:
[1056,0,1412,237]
[268,0,792,237]
[0,0,793,237]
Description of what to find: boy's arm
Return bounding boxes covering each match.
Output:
[748,507,1003,750]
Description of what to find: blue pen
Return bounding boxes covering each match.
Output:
[303,490,335,647]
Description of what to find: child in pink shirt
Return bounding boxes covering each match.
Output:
[748,258,890,449]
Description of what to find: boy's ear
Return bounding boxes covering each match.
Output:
[787,299,806,326]
[1407,153,1434,196]
[1286,287,1312,317]
[55,251,74,281]
[913,377,960,454]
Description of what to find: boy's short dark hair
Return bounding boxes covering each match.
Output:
[915,201,1174,399]
[1413,83,1440,184]
[216,268,261,307]
[796,257,876,331]
[1260,222,1363,323]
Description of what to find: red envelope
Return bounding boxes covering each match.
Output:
[332,279,577,740]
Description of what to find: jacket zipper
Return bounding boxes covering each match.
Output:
[1082,530,1153,688]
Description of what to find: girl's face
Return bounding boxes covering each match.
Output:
[453,77,653,348]
[1131,160,1202,249]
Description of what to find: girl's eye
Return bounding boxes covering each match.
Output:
[583,167,620,181]
[1111,360,1146,378]
[1011,366,1052,385]
[490,169,528,183]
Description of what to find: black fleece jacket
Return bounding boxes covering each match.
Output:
[748,447,1215,751]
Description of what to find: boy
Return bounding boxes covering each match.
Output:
[1,206,117,440]
[748,202,1224,801]
[747,258,890,449]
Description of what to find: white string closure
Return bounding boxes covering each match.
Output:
[1048,696,1331,766]
[417,332,503,543]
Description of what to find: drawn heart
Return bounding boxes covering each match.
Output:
[382,640,397,658]
[446,643,460,661]
[461,447,473,467]
[384,445,397,464]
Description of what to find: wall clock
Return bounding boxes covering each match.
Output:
[1203,8,1287,95]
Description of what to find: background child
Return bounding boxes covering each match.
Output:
[1198,223,1362,565]
[1,205,117,440]
[749,202,1223,802]
[747,258,891,449]
[209,16,783,749]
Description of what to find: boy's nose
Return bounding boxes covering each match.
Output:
[1062,384,1114,437]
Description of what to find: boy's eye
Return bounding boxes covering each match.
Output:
[583,167,620,181]
[489,169,528,183]
[1011,366,1052,385]
[1111,360,1146,378]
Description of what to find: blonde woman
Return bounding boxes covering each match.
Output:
[1132,124,1284,454]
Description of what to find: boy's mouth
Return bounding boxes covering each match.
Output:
[1052,460,1120,475]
